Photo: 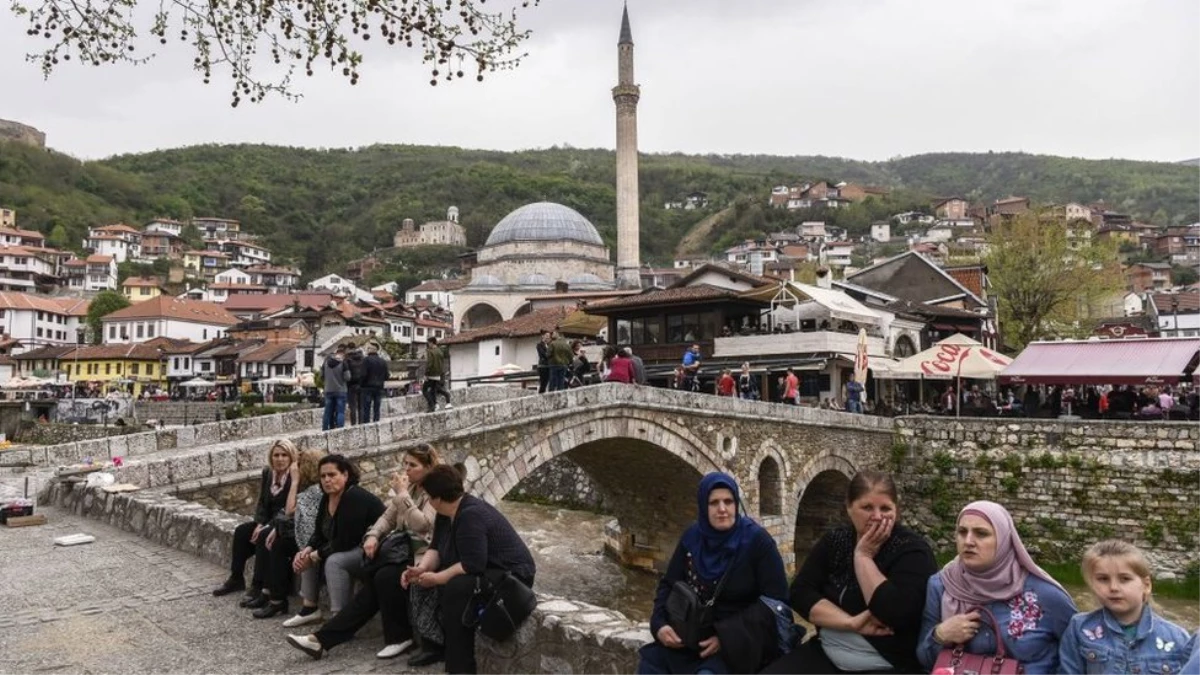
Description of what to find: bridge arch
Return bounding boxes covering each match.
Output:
[791,452,858,565]
[470,409,719,571]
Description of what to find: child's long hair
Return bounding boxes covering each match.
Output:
[1081,539,1153,602]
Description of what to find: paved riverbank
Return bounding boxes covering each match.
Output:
[0,506,434,674]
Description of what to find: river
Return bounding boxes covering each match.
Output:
[498,500,1199,631]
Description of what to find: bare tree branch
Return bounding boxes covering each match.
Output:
[11,0,542,105]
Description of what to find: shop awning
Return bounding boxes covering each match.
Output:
[738,282,883,326]
[999,338,1200,386]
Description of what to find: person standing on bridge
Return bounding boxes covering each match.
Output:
[423,337,452,413]
[639,472,790,675]
[681,344,702,392]
[547,329,573,392]
[321,344,350,431]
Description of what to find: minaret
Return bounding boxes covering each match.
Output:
[613,4,642,289]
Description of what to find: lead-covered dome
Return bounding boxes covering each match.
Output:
[484,202,604,247]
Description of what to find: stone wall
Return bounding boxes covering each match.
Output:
[894,416,1200,576]
[132,401,229,426]
[507,455,610,513]
[15,422,133,446]
[44,478,651,674]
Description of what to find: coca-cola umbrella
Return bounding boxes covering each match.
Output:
[874,333,1012,415]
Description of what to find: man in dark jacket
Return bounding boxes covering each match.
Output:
[547,330,573,392]
[423,337,452,413]
[344,344,367,425]
[535,330,551,394]
[322,345,349,430]
[360,343,389,424]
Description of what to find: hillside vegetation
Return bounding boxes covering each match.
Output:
[0,141,1195,279]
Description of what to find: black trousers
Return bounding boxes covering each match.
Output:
[347,386,362,424]
[760,638,899,674]
[537,365,549,394]
[440,571,533,675]
[315,563,411,650]
[231,521,270,589]
[423,378,450,411]
[265,534,298,600]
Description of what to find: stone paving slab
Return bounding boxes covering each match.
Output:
[0,506,440,675]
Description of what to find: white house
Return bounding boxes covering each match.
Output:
[404,279,466,310]
[84,224,142,262]
[869,222,891,243]
[308,274,375,303]
[246,265,301,294]
[0,245,58,292]
[800,222,828,240]
[0,292,88,350]
[144,219,186,237]
[821,242,856,269]
[0,224,46,248]
[443,308,566,385]
[100,296,239,344]
[1148,292,1199,338]
[219,240,273,268]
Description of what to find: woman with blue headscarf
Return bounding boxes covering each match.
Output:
[638,472,788,674]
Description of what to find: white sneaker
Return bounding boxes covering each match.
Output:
[285,633,325,660]
[376,639,414,659]
[282,610,323,627]
[444,403,454,410]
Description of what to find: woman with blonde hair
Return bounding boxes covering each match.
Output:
[213,438,298,608]
[257,447,323,621]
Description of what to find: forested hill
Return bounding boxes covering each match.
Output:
[0,140,1195,278]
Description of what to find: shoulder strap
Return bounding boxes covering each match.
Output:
[970,605,1008,658]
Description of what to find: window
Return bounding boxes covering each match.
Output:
[201,362,212,372]
[36,328,43,337]
[147,324,155,338]
[109,326,116,340]
[105,363,111,375]
[417,327,425,337]
[147,363,154,375]
[116,363,122,374]
[202,329,207,339]
[136,324,144,338]
[173,358,180,369]
[75,364,81,375]
[184,358,190,369]
[131,363,140,375]
[37,311,44,321]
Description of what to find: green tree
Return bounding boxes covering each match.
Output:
[1172,264,1199,287]
[986,213,1123,350]
[11,0,541,105]
[47,223,70,250]
[86,291,131,344]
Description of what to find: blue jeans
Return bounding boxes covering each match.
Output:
[548,365,568,392]
[360,387,382,423]
[323,392,346,430]
[846,399,863,414]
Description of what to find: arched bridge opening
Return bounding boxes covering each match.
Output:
[793,469,851,565]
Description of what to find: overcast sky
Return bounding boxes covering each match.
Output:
[1,0,1197,162]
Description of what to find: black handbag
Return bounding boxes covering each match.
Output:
[666,556,737,651]
[361,531,412,574]
[462,572,537,641]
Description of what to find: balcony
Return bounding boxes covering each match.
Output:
[714,330,886,359]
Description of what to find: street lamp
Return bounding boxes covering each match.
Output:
[72,326,86,403]
[1170,296,1180,337]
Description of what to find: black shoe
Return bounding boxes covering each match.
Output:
[252,601,288,619]
[212,577,245,597]
[240,592,268,609]
[407,648,445,667]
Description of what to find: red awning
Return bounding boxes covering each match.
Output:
[999,338,1200,386]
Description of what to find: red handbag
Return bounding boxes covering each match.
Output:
[931,606,1025,675]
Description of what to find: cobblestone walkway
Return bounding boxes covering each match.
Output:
[0,507,437,674]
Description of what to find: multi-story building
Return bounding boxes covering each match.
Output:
[60,342,167,395]
[245,265,301,294]
[932,197,970,220]
[0,292,88,349]
[193,217,242,241]
[0,223,46,248]
[100,296,239,344]
[144,219,186,237]
[183,249,232,281]
[404,279,466,312]
[0,245,59,292]
[392,207,467,248]
[139,229,185,260]
[84,224,142,262]
[1124,262,1172,292]
[213,240,272,268]
[121,277,164,304]
[0,207,14,229]
[84,254,117,291]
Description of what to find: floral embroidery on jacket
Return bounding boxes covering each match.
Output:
[1006,590,1043,639]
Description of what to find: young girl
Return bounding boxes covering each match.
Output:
[1059,540,1192,674]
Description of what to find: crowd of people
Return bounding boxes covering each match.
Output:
[320,341,399,430]
[213,441,1199,675]
[213,441,535,674]
[639,470,1199,675]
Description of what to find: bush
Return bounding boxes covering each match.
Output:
[272,393,305,403]
[240,393,264,405]
[224,405,243,420]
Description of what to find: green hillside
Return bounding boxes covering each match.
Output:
[0,141,1195,280]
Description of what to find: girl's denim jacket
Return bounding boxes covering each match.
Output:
[1059,605,1193,674]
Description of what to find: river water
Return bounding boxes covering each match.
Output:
[498,500,1199,631]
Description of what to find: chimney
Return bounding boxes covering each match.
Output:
[816,267,832,290]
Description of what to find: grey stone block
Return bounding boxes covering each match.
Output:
[258,414,283,437]
[106,436,130,460]
[154,429,178,452]
[124,432,156,457]
[192,423,220,446]
[210,449,238,476]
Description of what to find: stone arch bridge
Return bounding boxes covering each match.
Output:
[388,384,892,570]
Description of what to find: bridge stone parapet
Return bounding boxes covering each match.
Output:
[895,416,1200,576]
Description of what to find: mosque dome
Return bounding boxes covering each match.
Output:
[517,273,553,287]
[484,202,604,247]
[467,274,506,288]
[568,273,608,288]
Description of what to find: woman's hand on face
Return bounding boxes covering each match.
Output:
[655,625,684,649]
[698,635,721,658]
[289,462,300,483]
[855,517,894,559]
[363,535,378,559]
[390,472,408,496]
[937,611,981,645]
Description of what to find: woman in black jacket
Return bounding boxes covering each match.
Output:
[212,439,298,608]
[638,472,789,674]
[288,454,385,619]
[762,470,936,674]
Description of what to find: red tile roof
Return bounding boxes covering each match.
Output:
[586,284,742,312]
[0,225,46,239]
[61,343,165,360]
[85,254,114,263]
[93,223,141,235]
[407,279,467,293]
[223,292,336,313]
[102,296,239,325]
[443,307,572,344]
[122,277,162,288]
[945,266,986,299]
[0,292,88,315]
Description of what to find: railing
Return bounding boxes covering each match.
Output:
[714,331,885,358]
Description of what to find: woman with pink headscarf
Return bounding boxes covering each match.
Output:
[918,501,1077,674]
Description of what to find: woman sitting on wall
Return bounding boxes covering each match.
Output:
[917,500,1076,674]
[638,472,789,674]
[285,443,442,660]
[286,455,386,620]
[212,439,297,608]
[763,470,937,674]
[255,448,323,625]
